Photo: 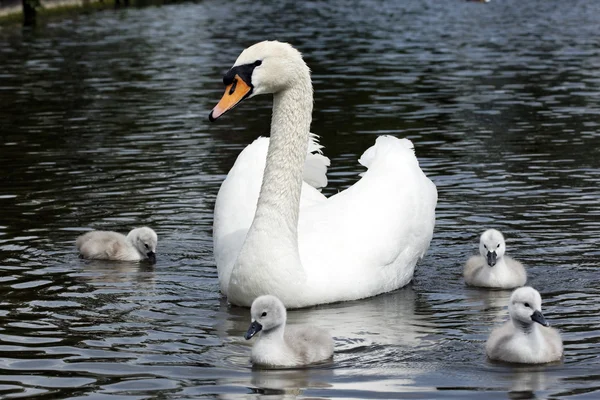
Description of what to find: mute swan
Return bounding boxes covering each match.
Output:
[245,295,334,368]
[486,287,563,364]
[76,227,157,262]
[464,229,526,289]
[210,40,437,308]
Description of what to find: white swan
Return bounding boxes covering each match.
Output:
[244,295,334,368]
[486,287,563,364]
[464,229,526,289]
[76,227,157,262]
[210,40,437,308]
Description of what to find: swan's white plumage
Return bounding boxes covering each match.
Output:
[211,41,437,308]
[295,136,436,301]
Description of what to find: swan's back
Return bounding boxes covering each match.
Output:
[297,136,437,302]
[76,231,139,261]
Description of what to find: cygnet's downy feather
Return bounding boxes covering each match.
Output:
[244,295,334,368]
[486,286,563,364]
[76,227,158,262]
[464,229,526,289]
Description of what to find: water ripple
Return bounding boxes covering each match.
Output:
[0,0,599,398]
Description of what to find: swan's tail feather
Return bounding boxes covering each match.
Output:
[358,135,415,169]
[304,133,330,189]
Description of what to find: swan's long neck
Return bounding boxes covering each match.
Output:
[228,61,313,305]
[252,74,313,237]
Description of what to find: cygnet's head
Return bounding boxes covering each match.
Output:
[479,229,506,267]
[209,40,309,121]
[244,295,287,340]
[509,286,549,328]
[127,227,158,262]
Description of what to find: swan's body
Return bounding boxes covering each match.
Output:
[486,287,563,364]
[245,295,334,368]
[210,41,437,308]
[76,227,157,262]
[464,229,526,289]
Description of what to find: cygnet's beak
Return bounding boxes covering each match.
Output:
[146,251,156,263]
[244,321,263,340]
[486,251,497,267]
[531,310,549,327]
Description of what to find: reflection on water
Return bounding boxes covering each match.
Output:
[0,0,599,397]
[507,367,551,399]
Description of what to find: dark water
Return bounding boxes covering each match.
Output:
[1,0,599,398]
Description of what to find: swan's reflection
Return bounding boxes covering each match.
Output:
[215,368,332,400]
[218,286,434,351]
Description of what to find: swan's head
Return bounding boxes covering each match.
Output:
[244,295,287,340]
[509,287,549,328]
[209,40,309,121]
[479,229,506,267]
[127,227,158,263]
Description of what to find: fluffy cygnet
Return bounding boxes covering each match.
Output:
[486,286,563,364]
[244,295,334,368]
[464,229,526,289]
[76,227,157,262]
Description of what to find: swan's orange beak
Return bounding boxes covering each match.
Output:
[209,75,252,122]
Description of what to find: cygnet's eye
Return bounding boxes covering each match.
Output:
[524,302,531,308]
[254,60,262,67]
[261,312,267,317]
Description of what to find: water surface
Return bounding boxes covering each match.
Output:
[0,0,599,398]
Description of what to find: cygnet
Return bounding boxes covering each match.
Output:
[244,295,334,368]
[76,227,157,262]
[486,286,563,364]
[464,229,526,289]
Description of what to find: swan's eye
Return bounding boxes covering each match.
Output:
[524,303,530,308]
[229,79,238,95]
[144,244,149,249]
[261,312,267,317]
[497,244,500,248]
[254,60,262,67]
[483,244,487,250]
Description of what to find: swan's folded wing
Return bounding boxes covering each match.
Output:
[297,136,437,297]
